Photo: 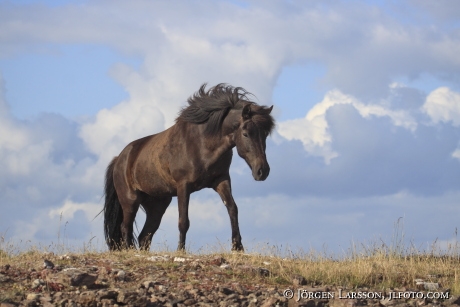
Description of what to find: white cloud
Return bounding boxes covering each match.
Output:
[79,102,165,161]
[0,0,460,254]
[277,89,417,163]
[49,199,101,221]
[452,149,460,161]
[422,87,460,126]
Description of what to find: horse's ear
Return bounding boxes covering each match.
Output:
[267,105,273,114]
[242,104,252,120]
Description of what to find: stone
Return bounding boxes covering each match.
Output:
[257,267,270,277]
[116,270,126,281]
[233,283,248,296]
[48,269,98,287]
[219,286,233,295]
[97,289,118,300]
[78,291,97,305]
[21,300,38,307]
[423,282,439,290]
[380,297,399,307]
[292,274,307,286]
[210,256,225,266]
[59,254,77,261]
[220,264,231,269]
[147,255,170,261]
[330,298,358,307]
[67,300,78,307]
[0,273,10,283]
[26,293,41,301]
[142,280,155,288]
[261,297,278,307]
[31,278,45,289]
[183,298,197,306]
[43,260,54,269]
[118,290,148,305]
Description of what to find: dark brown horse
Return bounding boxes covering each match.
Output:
[103,83,275,251]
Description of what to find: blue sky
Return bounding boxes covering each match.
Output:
[1,0,460,254]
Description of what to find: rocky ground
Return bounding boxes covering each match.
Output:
[0,252,457,307]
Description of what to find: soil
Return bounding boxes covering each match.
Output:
[0,253,457,307]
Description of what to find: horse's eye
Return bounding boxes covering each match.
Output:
[243,132,249,138]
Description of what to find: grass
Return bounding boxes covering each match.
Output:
[1,224,460,297]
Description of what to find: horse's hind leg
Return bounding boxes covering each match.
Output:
[115,187,141,249]
[138,196,172,250]
[119,198,140,249]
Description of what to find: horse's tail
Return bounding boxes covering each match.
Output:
[103,157,123,250]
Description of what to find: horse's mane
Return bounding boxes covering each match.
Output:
[177,83,275,136]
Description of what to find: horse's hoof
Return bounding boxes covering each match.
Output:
[231,244,244,253]
[176,244,186,253]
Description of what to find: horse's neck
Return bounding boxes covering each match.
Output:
[176,121,234,163]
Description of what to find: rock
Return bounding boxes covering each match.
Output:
[380,297,399,306]
[0,273,10,283]
[97,289,118,300]
[48,269,98,287]
[117,290,147,305]
[146,255,170,261]
[116,270,126,281]
[261,297,278,307]
[330,298,358,307]
[21,300,38,307]
[56,298,68,307]
[39,296,53,307]
[59,254,77,261]
[220,263,231,269]
[233,283,247,296]
[423,282,439,290]
[219,286,233,295]
[43,260,54,269]
[26,293,41,301]
[142,280,155,288]
[292,274,307,286]
[67,300,78,307]
[174,256,187,262]
[31,278,45,289]
[210,256,226,266]
[257,267,270,277]
[77,291,97,305]
[183,298,197,306]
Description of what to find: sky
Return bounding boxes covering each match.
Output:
[1,0,460,255]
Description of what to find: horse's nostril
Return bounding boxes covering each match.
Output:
[257,168,263,177]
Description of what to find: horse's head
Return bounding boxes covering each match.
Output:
[234,103,275,181]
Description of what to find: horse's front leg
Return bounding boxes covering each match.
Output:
[214,177,244,251]
[177,184,191,251]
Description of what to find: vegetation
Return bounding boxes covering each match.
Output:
[1,225,460,297]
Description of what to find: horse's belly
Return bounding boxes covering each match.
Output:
[134,167,177,197]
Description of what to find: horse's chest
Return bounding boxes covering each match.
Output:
[190,161,229,190]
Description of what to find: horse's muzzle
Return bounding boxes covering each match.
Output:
[252,162,270,181]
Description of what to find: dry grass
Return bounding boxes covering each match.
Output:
[2,226,460,296]
[208,240,460,294]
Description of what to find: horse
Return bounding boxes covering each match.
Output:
[103,83,275,251]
